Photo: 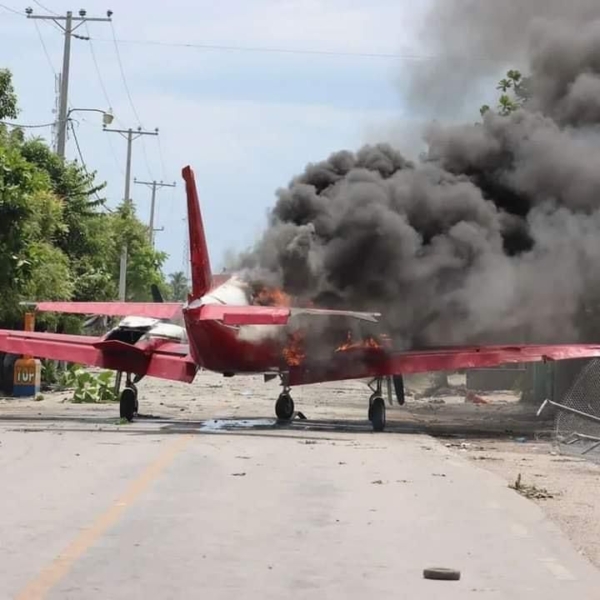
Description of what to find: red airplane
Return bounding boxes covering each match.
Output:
[2,165,600,432]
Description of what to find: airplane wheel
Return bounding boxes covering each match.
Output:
[119,387,136,422]
[367,393,378,421]
[370,397,386,432]
[130,383,139,414]
[275,392,294,420]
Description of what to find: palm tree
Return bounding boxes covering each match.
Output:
[168,271,190,302]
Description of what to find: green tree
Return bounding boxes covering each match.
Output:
[481,69,530,117]
[168,271,190,302]
[0,68,170,328]
[0,128,73,326]
[0,69,18,120]
[107,202,168,301]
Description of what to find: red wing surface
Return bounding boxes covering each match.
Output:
[25,301,182,320]
[287,343,600,386]
[0,330,197,382]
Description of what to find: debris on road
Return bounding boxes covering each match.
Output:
[423,567,461,581]
[509,473,554,500]
[465,391,488,405]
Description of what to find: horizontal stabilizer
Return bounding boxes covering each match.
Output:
[197,304,380,326]
[22,301,182,320]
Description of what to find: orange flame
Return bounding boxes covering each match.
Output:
[254,287,292,307]
[282,331,306,366]
[335,331,390,353]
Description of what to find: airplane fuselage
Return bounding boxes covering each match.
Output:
[183,276,287,375]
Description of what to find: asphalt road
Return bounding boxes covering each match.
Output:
[2,416,600,599]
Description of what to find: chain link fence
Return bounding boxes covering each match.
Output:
[554,359,600,461]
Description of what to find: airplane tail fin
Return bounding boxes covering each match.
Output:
[182,166,212,299]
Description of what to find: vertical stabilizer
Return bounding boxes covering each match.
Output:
[182,166,212,299]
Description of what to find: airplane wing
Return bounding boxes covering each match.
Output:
[22,301,183,320]
[287,342,600,386]
[197,304,381,325]
[0,329,197,383]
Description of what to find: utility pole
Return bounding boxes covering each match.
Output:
[26,8,113,158]
[104,126,159,300]
[134,179,176,246]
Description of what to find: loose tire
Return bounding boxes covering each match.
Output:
[423,568,461,581]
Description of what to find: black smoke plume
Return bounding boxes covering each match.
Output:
[235,17,600,350]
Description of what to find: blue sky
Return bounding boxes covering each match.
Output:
[1,0,491,276]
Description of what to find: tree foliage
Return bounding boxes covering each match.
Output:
[0,69,168,328]
[0,68,18,120]
[481,69,530,117]
[167,271,190,302]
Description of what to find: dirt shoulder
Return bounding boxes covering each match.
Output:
[444,437,600,568]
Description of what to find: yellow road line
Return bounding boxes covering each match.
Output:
[16,434,193,600]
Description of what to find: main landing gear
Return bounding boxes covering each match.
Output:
[272,374,403,432]
[115,371,141,422]
[275,390,295,420]
[368,378,387,432]
[274,374,307,422]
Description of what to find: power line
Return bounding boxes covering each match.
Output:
[27,9,113,158]
[0,120,55,128]
[109,21,155,179]
[69,121,114,213]
[104,130,124,175]
[33,0,57,14]
[0,2,22,15]
[84,22,113,111]
[140,138,153,179]
[109,21,143,125]
[88,36,495,62]
[157,136,168,181]
[33,20,57,75]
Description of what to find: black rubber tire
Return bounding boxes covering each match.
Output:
[119,387,136,422]
[393,374,405,405]
[131,383,139,414]
[423,568,461,581]
[370,397,386,432]
[275,393,294,420]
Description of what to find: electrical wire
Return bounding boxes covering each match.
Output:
[104,131,125,176]
[0,2,22,15]
[69,120,114,213]
[109,21,143,126]
[84,22,113,111]
[140,138,154,180]
[88,36,496,62]
[157,136,168,181]
[0,120,54,128]
[33,19,57,75]
[33,0,57,15]
[109,21,155,179]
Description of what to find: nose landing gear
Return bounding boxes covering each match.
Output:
[274,374,307,422]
